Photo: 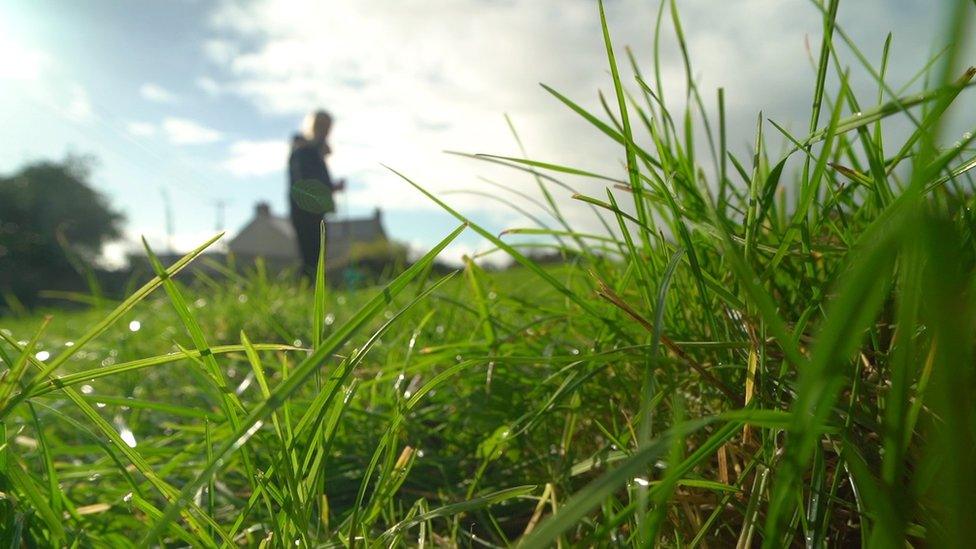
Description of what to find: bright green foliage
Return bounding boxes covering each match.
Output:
[2,0,976,546]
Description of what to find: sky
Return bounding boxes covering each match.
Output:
[1,0,973,267]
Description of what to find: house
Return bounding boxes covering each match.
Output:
[227,203,298,270]
[323,207,388,270]
[227,202,390,272]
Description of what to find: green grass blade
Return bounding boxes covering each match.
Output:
[139,224,466,546]
[313,220,327,351]
[22,233,224,390]
[0,316,49,410]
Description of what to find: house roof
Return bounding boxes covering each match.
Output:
[227,203,299,260]
[325,209,387,267]
[326,214,385,242]
[228,203,388,269]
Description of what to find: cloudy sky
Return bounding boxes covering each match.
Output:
[1,0,973,266]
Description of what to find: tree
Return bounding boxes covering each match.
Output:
[0,157,123,311]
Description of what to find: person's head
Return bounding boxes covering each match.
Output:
[301,110,333,146]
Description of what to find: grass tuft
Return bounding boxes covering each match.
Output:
[2,1,975,545]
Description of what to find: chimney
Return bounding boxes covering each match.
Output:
[374,207,382,221]
[256,202,271,217]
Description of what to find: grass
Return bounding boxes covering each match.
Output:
[3,0,976,546]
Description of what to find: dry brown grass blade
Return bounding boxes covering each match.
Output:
[593,277,743,405]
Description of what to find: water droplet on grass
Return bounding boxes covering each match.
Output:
[293,339,303,347]
[633,477,650,487]
[324,313,335,326]
[123,492,133,503]
[64,341,74,347]
[238,294,248,303]
[232,420,264,450]
[81,384,94,394]
[405,375,422,397]
[235,372,254,395]
[35,350,50,361]
[115,415,137,448]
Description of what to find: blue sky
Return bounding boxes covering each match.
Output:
[1,0,973,266]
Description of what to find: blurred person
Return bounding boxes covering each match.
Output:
[288,110,345,276]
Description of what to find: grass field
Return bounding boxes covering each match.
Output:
[3,0,976,546]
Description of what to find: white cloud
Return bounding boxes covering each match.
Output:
[202,39,239,64]
[139,83,178,103]
[130,229,227,257]
[197,76,221,96]
[65,84,93,122]
[410,238,509,269]
[101,227,227,269]
[204,0,975,238]
[0,41,48,81]
[98,240,130,269]
[162,117,223,144]
[126,121,156,137]
[222,139,288,176]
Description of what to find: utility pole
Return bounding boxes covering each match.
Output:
[160,187,175,255]
[214,199,226,232]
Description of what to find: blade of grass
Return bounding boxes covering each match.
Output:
[140,224,466,546]
[21,233,224,391]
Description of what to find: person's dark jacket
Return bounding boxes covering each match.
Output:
[288,137,334,213]
[288,137,334,273]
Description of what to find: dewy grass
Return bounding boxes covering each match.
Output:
[2,0,976,546]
